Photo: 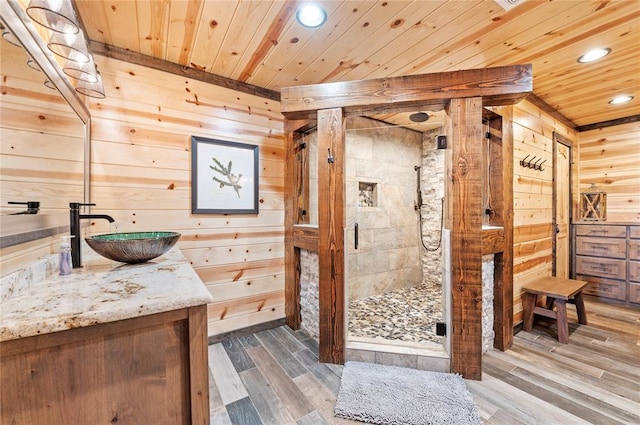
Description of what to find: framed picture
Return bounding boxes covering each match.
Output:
[191,136,259,214]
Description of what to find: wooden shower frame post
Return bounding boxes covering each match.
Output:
[445,97,484,379]
[282,65,531,376]
[487,106,515,351]
[284,119,314,330]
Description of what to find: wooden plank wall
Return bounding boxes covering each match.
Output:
[577,122,640,223]
[87,55,285,337]
[511,99,578,323]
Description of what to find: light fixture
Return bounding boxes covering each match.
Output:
[24,0,105,97]
[26,0,79,34]
[577,48,611,63]
[63,56,98,82]
[74,70,105,99]
[608,95,634,105]
[409,112,430,122]
[48,31,91,63]
[26,55,42,71]
[44,79,57,90]
[2,29,22,47]
[296,3,327,28]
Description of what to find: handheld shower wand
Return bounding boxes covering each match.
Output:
[414,166,423,210]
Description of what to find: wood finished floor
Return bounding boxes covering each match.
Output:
[208,298,640,424]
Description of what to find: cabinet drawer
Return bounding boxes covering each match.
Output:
[630,240,640,261]
[575,225,626,238]
[575,236,626,259]
[575,256,626,280]
[577,275,626,301]
[630,261,640,283]
[630,283,640,304]
[630,226,640,239]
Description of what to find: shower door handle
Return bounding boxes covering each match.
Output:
[354,223,358,250]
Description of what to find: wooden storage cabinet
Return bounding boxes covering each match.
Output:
[1,307,209,425]
[630,237,640,303]
[574,223,639,304]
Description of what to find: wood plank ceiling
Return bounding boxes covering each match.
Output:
[74,0,640,130]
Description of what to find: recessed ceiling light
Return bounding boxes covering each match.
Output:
[608,95,634,105]
[296,4,327,28]
[577,48,611,63]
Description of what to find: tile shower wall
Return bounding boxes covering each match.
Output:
[346,117,423,301]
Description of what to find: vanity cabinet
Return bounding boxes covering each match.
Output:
[574,223,640,304]
[0,247,213,425]
[0,306,209,425]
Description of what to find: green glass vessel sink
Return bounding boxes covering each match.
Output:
[85,231,181,264]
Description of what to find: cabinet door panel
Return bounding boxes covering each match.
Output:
[575,256,626,280]
[629,283,640,304]
[629,240,640,261]
[577,274,626,301]
[575,225,626,238]
[576,236,626,259]
[630,261,640,283]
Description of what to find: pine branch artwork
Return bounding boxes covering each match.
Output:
[210,157,242,198]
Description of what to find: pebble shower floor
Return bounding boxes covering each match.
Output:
[347,281,443,345]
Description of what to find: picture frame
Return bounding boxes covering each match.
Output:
[191,136,259,214]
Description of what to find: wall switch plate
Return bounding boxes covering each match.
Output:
[436,135,447,149]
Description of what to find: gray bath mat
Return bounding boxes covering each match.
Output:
[334,361,482,425]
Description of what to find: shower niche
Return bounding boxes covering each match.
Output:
[358,182,377,208]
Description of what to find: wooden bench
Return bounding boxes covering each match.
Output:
[522,276,588,343]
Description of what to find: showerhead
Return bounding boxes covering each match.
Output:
[409,112,429,123]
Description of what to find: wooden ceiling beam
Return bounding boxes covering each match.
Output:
[280,64,532,118]
[89,41,281,102]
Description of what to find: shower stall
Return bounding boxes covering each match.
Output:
[344,116,447,353]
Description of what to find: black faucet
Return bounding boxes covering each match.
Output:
[70,202,114,268]
[8,201,40,215]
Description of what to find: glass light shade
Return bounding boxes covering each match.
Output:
[2,30,22,47]
[44,79,57,90]
[26,57,42,71]
[63,56,98,82]
[75,71,105,99]
[27,0,79,34]
[48,31,90,63]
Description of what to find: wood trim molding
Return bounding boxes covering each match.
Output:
[293,225,319,252]
[482,227,505,255]
[526,93,577,129]
[575,114,640,132]
[89,40,281,102]
[281,65,532,119]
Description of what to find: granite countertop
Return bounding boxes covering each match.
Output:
[0,247,213,342]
